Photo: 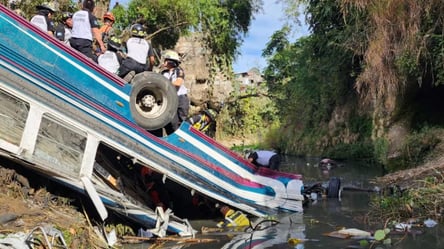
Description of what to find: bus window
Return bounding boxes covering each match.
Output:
[0,89,29,145]
[34,114,86,177]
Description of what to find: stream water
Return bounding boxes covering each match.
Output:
[123,156,444,249]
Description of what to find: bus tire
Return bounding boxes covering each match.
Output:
[130,72,178,130]
[327,177,341,198]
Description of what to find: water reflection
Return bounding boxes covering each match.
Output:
[123,156,444,249]
[219,214,305,249]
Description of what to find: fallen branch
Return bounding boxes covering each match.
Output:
[121,235,218,243]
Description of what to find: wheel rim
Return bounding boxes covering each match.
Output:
[134,86,167,119]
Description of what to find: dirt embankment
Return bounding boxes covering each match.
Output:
[0,166,107,248]
[374,156,444,190]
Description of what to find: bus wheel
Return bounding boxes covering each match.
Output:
[130,72,178,130]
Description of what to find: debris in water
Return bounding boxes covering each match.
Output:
[423,218,438,228]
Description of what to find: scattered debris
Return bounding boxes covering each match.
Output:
[324,228,371,239]
[121,235,218,244]
[0,224,68,249]
[288,237,320,245]
[424,218,438,228]
[394,222,412,231]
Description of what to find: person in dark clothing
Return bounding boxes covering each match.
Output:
[140,167,171,210]
[247,150,281,170]
[54,12,73,46]
[117,24,155,82]
[187,109,217,134]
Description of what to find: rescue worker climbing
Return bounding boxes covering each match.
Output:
[187,109,217,134]
[161,50,189,134]
[99,12,115,45]
[95,12,115,57]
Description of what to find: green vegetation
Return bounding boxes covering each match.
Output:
[5,0,444,164]
[4,0,262,76]
[112,0,263,74]
[5,0,444,224]
[386,126,442,172]
[370,176,444,223]
[260,0,366,158]
[257,0,444,165]
[216,81,281,150]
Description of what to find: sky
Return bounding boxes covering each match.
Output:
[109,0,310,73]
[233,2,309,73]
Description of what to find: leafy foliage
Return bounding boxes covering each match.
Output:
[218,82,280,141]
[386,126,442,171]
[109,0,262,71]
[6,0,261,73]
[262,0,361,156]
[370,178,444,223]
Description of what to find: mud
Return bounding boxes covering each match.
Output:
[0,165,107,248]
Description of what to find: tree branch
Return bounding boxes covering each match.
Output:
[146,21,189,40]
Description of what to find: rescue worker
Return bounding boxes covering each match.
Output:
[98,36,124,74]
[70,0,105,61]
[117,24,155,82]
[140,167,170,210]
[161,50,189,133]
[187,109,217,133]
[247,150,281,171]
[30,2,56,36]
[95,12,115,56]
[99,12,115,44]
[217,205,250,228]
[54,12,73,46]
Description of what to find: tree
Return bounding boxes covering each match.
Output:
[109,0,262,71]
[262,0,362,154]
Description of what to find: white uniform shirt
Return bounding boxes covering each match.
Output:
[162,69,188,96]
[98,51,120,74]
[30,15,48,32]
[64,27,72,45]
[71,10,92,41]
[126,37,149,64]
[255,150,277,166]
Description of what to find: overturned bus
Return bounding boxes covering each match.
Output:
[0,4,304,238]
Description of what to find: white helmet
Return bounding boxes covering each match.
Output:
[163,50,180,63]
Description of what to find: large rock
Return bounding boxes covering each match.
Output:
[175,34,233,111]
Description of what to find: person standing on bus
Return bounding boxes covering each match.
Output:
[70,0,105,61]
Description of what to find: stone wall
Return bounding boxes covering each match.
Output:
[174,34,233,112]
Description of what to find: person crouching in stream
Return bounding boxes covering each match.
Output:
[247,150,281,171]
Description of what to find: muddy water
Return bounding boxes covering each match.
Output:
[123,157,444,249]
